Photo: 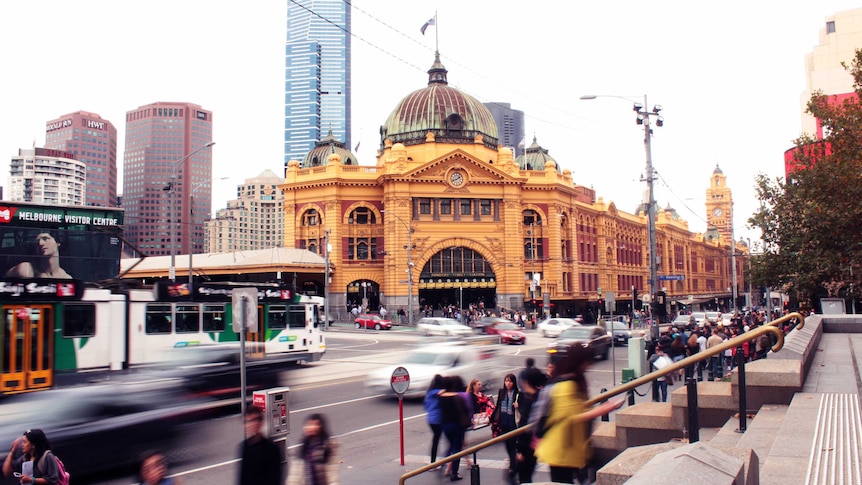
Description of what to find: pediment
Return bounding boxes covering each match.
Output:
[401,149,520,188]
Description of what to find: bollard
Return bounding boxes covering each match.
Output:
[621,368,636,405]
[736,344,748,433]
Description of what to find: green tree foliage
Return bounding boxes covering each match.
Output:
[749,50,862,302]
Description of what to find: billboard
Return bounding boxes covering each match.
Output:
[0,202,123,283]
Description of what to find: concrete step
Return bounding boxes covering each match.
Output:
[670,380,737,428]
[760,393,862,485]
[613,402,683,448]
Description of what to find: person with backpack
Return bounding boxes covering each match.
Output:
[16,429,66,485]
[533,345,624,484]
[515,368,547,484]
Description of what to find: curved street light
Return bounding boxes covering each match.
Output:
[168,141,215,281]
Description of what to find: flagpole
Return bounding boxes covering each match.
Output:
[435,11,439,53]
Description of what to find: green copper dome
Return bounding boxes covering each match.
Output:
[380,53,498,148]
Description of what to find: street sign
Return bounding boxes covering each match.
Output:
[232,287,258,332]
[391,366,410,395]
[659,275,685,281]
[604,291,615,313]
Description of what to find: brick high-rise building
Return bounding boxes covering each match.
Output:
[44,111,117,207]
[122,102,214,259]
[205,169,285,253]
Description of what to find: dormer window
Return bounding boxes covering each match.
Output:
[446,113,464,131]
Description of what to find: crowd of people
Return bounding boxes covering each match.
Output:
[424,348,623,484]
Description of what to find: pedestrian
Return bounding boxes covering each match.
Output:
[12,429,61,485]
[651,347,671,402]
[2,436,24,482]
[294,414,339,485]
[439,376,470,481]
[534,344,624,484]
[490,373,520,480]
[239,406,282,485]
[397,307,406,325]
[515,368,547,484]
[518,357,535,384]
[466,378,494,425]
[424,375,445,468]
[379,305,387,319]
[138,450,181,485]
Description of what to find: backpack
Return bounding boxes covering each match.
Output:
[39,452,70,485]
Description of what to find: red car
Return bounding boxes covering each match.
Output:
[486,322,526,345]
[354,314,393,330]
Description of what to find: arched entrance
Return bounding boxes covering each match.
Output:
[418,247,496,314]
[347,280,379,312]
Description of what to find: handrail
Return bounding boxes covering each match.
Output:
[398,312,804,484]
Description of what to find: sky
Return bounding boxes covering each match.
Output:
[2,0,861,245]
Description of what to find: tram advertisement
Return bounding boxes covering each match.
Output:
[0,202,123,283]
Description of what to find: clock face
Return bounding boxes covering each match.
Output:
[449,172,465,187]
[713,208,723,217]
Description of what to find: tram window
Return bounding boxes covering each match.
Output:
[269,305,288,329]
[176,305,200,333]
[203,304,225,332]
[63,304,96,337]
[288,306,306,328]
[145,305,172,334]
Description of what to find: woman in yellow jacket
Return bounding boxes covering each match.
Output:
[534,344,623,484]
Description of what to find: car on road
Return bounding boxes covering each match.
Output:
[365,341,500,398]
[416,317,473,336]
[673,314,694,328]
[690,312,707,327]
[485,321,527,345]
[536,317,580,337]
[706,311,721,324]
[354,313,393,330]
[548,325,613,361]
[474,316,512,334]
[0,380,190,477]
[603,321,632,345]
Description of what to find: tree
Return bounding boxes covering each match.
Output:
[749,49,862,305]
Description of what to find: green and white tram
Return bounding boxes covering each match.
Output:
[0,280,326,394]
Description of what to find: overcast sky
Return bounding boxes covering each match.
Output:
[2,1,860,244]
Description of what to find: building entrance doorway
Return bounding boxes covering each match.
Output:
[417,247,496,315]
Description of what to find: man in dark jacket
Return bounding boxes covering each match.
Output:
[239,406,282,485]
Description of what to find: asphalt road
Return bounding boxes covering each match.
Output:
[88,326,644,484]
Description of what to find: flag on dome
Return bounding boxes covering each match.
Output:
[421,15,436,35]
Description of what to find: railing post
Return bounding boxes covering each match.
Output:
[736,343,748,432]
[600,388,610,422]
[470,450,480,485]
[686,369,700,443]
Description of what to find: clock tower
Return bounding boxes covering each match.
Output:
[706,164,733,242]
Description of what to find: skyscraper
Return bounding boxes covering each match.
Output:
[44,111,118,207]
[484,102,525,156]
[284,0,351,165]
[122,102,214,258]
[8,148,86,205]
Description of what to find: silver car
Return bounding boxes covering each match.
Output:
[416,317,473,336]
[536,317,580,337]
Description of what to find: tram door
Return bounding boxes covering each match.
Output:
[245,305,266,359]
[1,305,53,393]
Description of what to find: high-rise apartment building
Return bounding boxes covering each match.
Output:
[8,148,86,205]
[44,111,118,207]
[284,0,351,164]
[484,102,525,156]
[122,102,214,258]
[205,170,285,253]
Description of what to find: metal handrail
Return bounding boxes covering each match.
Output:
[398,312,804,484]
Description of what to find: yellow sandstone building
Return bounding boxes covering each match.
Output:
[281,54,746,321]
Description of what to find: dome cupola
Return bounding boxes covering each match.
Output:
[301,129,358,168]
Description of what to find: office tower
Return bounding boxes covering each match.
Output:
[44,111,118,207]
[284,0,351,164]
[205,169,285,253]
[122,102,214,257]
[8,148,86,205]
[484,102,525,156]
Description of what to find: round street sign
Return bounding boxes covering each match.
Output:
[391,366,410,395]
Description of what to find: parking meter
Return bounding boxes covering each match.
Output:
[253,387,291,464]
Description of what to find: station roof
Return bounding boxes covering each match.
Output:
[121,247,325,279]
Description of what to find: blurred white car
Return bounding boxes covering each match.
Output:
[417,317,473,336]
[365,341,500,398]
[536,317,580,337]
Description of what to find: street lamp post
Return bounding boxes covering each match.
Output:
[167,141,215,281]
[730,204,738,313]
[580,95,662,318]
[382,210,415,326]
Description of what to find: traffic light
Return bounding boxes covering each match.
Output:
[632,288,638,303]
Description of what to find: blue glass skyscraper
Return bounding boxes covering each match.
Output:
[285,0,351,165]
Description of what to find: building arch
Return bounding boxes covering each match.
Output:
[413,237,502,279]
[341,202,381,225]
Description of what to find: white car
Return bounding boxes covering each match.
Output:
[416,317,473,337]
[536,317,580,338]
[365,341,500,398]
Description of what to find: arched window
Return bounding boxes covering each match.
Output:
[348,207,376,224]
[302,209,318,226]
